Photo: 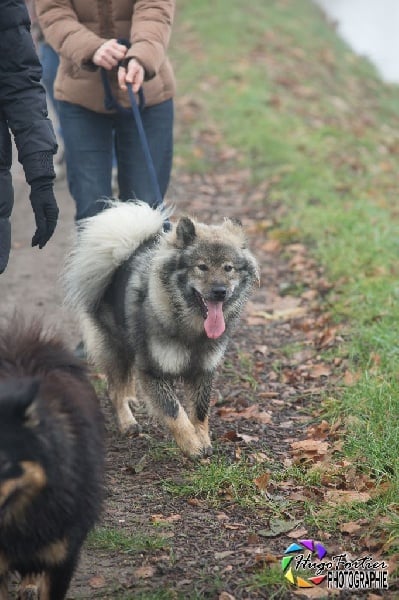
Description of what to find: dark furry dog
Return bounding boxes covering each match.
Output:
[64,201,259,458]
[0,319,104,600]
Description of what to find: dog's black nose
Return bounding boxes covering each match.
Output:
[211,286,227,301]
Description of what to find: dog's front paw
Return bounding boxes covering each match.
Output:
[193,418,212,455]
[19,585,39,600]
[165,412,213,459]
[181,440,213,460]
[201,444,213,457]
[176,435,204,459]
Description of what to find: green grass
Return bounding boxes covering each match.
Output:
[171,0,399,549]
[87,526,169,554]
[164,453,272,508]
[82,592,183,600]
[247,564,291,599]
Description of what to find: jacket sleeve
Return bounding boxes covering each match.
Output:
[0,21,57,178]
[0,114,14,220]
[128,0,175,80]
[36,0,107,67]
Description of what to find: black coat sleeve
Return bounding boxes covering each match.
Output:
[0,0,57,174]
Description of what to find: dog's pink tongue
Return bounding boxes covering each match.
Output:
[204,302,225,339]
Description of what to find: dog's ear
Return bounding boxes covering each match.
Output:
[0,376,40,424]
[224,217,247,248]
[175,217,196,247]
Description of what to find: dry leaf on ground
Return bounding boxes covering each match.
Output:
[89,576,106,589]
[287,527,308,538]
[151,514,181,524]
[254,471,271,492]
[325,490,371,504]
[339,521,362,534]
[133,565,156,579]
[217,404,272,424]
[291,439,329,463]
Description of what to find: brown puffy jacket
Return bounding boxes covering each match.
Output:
[35,0,175,112]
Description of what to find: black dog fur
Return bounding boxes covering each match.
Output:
[0,318,104,600]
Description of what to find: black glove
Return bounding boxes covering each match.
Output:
[0,218,11,274]
[29,179,59,248]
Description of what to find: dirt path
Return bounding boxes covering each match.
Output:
[4,148,391,600]
[0,158,80,345]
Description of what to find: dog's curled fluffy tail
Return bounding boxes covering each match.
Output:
[64,201,166,313]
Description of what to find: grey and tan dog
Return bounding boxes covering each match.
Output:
[64,201,259,458]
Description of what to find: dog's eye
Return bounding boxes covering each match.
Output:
[197,264,209,272]
[224,264,234,272]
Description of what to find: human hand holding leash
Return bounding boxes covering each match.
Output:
[93,39,127,70]
[118,58,145,93]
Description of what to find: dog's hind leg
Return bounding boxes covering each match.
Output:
[139,373,204,458]
[18,585,39,600]
[186,372,214,457]
[18,574,44,600]
[0,578,8,600]
[83,319,140,436]
[0,556,8,600]
[108,374,141,435]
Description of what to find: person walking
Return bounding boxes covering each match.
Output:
[0,0,59,274]
[25,0,66,178]
[35,0,175,221]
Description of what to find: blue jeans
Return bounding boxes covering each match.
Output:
[58,99,174,220]
[39,43,62,139]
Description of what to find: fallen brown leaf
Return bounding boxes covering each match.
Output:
[217,404,272,424]
[219,593,236,600]
[307,420,330,440]
[359,535,383,552]
[325,490,371,505]
[133,565,156,579]
[343,369,361,385]
[220,430,259,443]
[288,491,310,502]
[294,588,331,598]
[291,439,329,463]
[261,239,281,252]
[223,522,246,530]
[308,363,332,378]
[247,533,260,545]
[254,471,271,492]
[317,326,338,348]
[339,521,362,534]
[187,498,205,507]
[254,552,279,564]
[89,575,106,589]
[287,527,308,538]
[151,513,181,524]
[249,451,270,464]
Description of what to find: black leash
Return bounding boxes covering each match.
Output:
[100,41,163,209]
[126,83,163,208]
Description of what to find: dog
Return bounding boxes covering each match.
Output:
[0,318,104,600]
[64,201,259,458]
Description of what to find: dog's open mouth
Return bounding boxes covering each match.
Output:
[193,289,225,339]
